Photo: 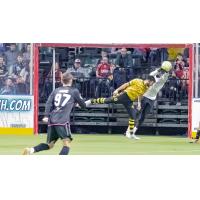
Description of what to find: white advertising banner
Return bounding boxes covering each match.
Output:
[0,95,34,128]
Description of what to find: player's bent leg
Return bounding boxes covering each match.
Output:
[59,139,71,155]
[22,141,56,155]
[134,100,152,136]
[123,103,140,139]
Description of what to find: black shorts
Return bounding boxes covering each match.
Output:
[141,96,154,110]
[117,92,137,120]
[47,123,73,144]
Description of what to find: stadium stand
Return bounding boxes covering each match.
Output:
[0,43,31,95]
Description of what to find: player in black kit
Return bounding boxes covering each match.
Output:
[23,72,86,155]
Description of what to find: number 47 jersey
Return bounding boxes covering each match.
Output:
[44,86,86,125]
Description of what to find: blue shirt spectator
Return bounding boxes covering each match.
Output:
[0,78,16,95]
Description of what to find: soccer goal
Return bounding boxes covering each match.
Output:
[33,43,193,136]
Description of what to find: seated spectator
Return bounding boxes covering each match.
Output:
[44,62,63,98]
[67,58,91,97]
[15,76,27,95]
[66,59,86,79]
[174,53,186,69]
[0,56,8,89]
[4,43,19,73]
[174,53,188,97]
[20,60,30,94]
[10,53,25,78]
[163,72,179,105]
[0,78,16,95]
[172,63,188,105]
[20,60,30,83]
[114,48,133,88]
[95,57,113,97]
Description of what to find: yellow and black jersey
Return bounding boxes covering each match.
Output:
[125,79,149,101]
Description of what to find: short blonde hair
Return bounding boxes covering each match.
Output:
[62,72,73,84]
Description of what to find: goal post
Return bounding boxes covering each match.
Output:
[189,43,200,139]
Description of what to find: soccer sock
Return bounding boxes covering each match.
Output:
[59,146,70,155]
[129,119,135,134]
[91,98,105,104]
[91,98,97,104]
[33,143,49,153]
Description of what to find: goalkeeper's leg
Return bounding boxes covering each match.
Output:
[134,97,154,134]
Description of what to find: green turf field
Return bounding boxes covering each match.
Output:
[0,134,199,155]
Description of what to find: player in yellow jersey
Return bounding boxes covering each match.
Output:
[85,76,156,139]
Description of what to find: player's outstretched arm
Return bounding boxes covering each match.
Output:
[149,69,160,77]
[113,82,129,96]
[74,89,86,109]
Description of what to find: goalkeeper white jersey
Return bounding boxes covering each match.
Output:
[143,69,169,100]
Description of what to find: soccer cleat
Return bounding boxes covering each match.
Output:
[22,148,32,155]
[125,132,132,139]
[85,100,92,106]
[131,134,140,140]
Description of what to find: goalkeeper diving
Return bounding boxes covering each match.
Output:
[125,61,173,138]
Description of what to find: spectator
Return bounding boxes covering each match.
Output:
[0,78,16,95]
[174,53,186,79]
[174,55,189,104]
[15,76,27,95]
[0,56,8,89]
[44,62,63,98]
[66,59,86,79]
[4,43,19,71]
[115,48,133,69]
[95,57,113,97]
[20,60,30,83]
[20,60,30,93]
[11,53,25,78]
[0,43,6,54]
[148,48,160,67]
[67,58,91,96]
[23,44,31,62]
[160,48,168,62]
[163,72,179,105]
[114,48,133,88]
